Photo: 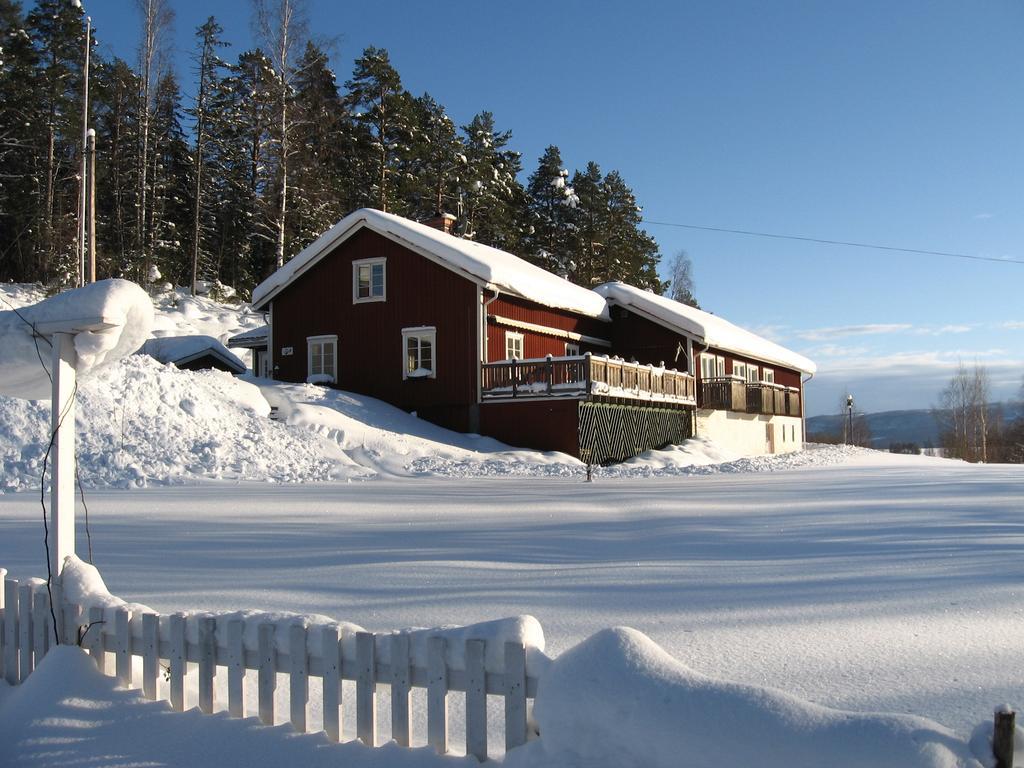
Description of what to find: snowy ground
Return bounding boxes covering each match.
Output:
[1,452,1021,745]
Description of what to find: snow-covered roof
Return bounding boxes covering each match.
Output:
[251,208,609,320]
[594,282,816,374]
[226,325,268,349]
[140,335,246,375]
[0,279,154,400]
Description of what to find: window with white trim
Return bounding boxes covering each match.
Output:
[733,361,747,380]
[402,326,436,379]
[505,331,524,360]
[745,364,759,383]
[353,258,386,302]
[565,342,580,357]
[307,335,337,383]
[700,353,725,379]
[763,367,775,384]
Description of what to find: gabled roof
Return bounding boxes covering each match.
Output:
[594,282,816,375]
[226,325,268,349]
[251,208,609,320]
[140,335,247,375]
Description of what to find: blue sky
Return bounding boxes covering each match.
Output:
[83,0,1024,416]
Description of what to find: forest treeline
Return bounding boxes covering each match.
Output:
[0,0,670,299]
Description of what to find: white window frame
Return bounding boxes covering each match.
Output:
[306,334,338,383]
[733,361,747,380]
[564,342,581,357]
[352,257,386,303]
[762,367,775,384]
[402,326,437,379]
[700,353,725,380]
[505,331,524,360]
[745,364,759,383]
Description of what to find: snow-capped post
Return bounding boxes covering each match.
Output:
[50,332,78,580]
[546,354,554,395]
[993,706,1015,768]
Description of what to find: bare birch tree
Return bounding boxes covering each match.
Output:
[253,0,308,269]
[935,361,992,462]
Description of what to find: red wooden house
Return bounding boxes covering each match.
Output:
[248,208,815,463]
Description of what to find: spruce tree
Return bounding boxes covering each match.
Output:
[402,92,461,220]
[567,161,605,285]
[525,145,577,274]
[458,111,528,253]
[600,170,663,292]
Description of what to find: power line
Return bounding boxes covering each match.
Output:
[640,219,1024,266]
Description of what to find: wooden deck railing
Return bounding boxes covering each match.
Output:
[700,379,803,416]
[481,354,695,406]
[698,377,748,412]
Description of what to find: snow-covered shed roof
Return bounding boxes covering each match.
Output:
[140,335,246,375]
[226,325,268,349]
[251,208,609,320]
[594,282,816,374]
[0,279,154,400]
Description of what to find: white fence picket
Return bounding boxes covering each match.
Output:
[356,631,376,746]
[32,588,50,665]
[321,625,341,742]
[258,622,275,726]
[0,569,6,682]
[504,641,528,751]
[289,623,308,733]
[427,635,448,754]
[198,616,216,714]
[63,603,81,647]
[88,605,105,673]
[2,578,15,684]
[142,613,158,700]
[390,632,412,747]
[465,639,488,761]
[115,607,131,687]
[228,619,245,718]
[169,613,186,711]
[18,583,32,680]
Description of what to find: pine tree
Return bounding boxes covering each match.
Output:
[92,57,142,277]
[345,46,410,213]
[147,72,192,286]
[457,112,527,252]
[25,0,88,284]
[567,161,605,285]
[600,170,663,291]
[0,0,41,281]
[525,145,577,274]
[186,16,228,295]
[401,92,461,220]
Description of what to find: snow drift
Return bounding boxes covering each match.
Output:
[507,627,984,768]
[0,279,153,399]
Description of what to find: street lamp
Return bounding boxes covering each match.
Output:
[846,394,854,445]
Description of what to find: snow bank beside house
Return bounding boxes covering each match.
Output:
[506,627,985,768]
[0,279,153,399]
[0,355,366,492]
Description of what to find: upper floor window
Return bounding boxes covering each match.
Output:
[565,342,581,357]
[733,361,747,380]
[745,364,759,383]
[307,334,338,384]
[700,353,725,379]
[763,368,775,384]
[353,258,386,303]
[402,326,436,379]
[505,331,524,360]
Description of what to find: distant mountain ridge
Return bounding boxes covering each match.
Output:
[806,403,1022,448]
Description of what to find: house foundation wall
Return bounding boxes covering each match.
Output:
[696,410,803,456]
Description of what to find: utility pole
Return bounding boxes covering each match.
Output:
[76,9,91,287]
[87,128,97,283]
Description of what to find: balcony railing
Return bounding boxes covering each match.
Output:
[699,377,801,416]
[481,354,696,406]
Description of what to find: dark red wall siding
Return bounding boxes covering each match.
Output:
[480,400,580,456]
[271,228,479,412]
[608,308,691,370]
[710,347,801,390]
[485,293,610,361]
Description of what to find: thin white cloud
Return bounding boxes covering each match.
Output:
[747,324,789,343]
[973,212,995,220]
[1003,321,1024,330]
[796,323,913,342]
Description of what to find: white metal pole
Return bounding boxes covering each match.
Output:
[50,332,77,577]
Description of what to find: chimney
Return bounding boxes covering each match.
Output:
[422,212,457,235]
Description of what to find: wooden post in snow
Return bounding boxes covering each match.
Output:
[994,706,1015,768]
[50,332,77,581]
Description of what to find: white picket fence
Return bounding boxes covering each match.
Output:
[0,568,537,761]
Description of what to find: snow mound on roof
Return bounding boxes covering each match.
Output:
[252,208,609,319]
[0,355,367,492]
[140,334,246,374]
[506,626,981,768]
[595,281,816,374]
[0,279,154,399]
